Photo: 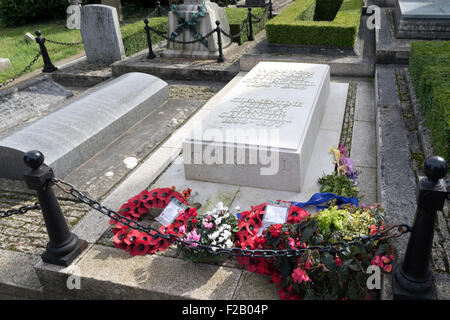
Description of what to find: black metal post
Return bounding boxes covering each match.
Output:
[215,20,224,63]
[248,8,254,41]
[35,30,57,73]
[156,1,162,16]
[269,0,273,19]
[393,156,448,300]
[23,150,87,266]
[144,19,156,59]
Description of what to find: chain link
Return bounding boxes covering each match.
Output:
[46,38,83,46]
[0,203,41,219]
[51,177,412,258]
[0,52,41,89]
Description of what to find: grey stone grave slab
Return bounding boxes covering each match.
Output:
[80,4,125,64]
[395,0,450,39]
[183,61,330,192]
[0,72,169,180]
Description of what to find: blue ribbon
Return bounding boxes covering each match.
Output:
[236,193,358,220]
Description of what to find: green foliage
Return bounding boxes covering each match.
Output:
[318,172,359,198]
[262,204,395,300]
[314,0,343,21]
[0,0,69,27]
[409,41,450,163]
[266,0,363,48]
[225,7,267,45]
[121,17,168,56]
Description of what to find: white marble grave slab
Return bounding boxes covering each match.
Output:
[183,62,330,192]
[399,0,450,19]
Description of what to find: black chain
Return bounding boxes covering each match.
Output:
[0,203,41,219]
[251,4,270,24]
[220,18,250,40]
[51,177,412,258]
[46,38,83,46]
[0,52,41,89]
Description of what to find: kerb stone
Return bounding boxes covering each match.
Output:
[80,4,125,64]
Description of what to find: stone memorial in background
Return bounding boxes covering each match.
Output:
[101,0,123,22]
[23,32,35,43]
[163,0,231,59]
[0,73,169,180]
[183,62,330,192]
[67,0,82,30]
[395,0,450,39]
[80,4,125,64]
[0,58,12,71]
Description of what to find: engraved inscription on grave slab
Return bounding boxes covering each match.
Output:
[243,69,315,89]
[218,98,303,127]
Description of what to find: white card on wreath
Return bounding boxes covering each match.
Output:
[155,198,187,226]
[258,203,289,235]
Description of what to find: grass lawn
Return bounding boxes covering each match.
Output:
[0,20,84,84]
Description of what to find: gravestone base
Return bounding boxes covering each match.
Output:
[394,0,450,39]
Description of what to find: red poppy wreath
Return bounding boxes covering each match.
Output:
[110,187,197,256]
[234,202,309,275]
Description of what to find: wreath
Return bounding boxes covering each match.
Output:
[110,187,197,256]
[234,202,309,275]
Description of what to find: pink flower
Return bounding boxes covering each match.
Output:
[389,254,395,261]
[202,218,213,229]
[186,229,201,247]
[179,225,186,234]
[291,267,311,284]
[381,256,390,264]
[304,259,312,270]
[383,264,392,272]
[288,237,296,249]
[370,225,377,235]
[335,256,342,267]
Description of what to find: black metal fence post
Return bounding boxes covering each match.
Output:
[35,30,57,73]
[393,156,448,300]
[144,19,156,59]
[156,1,162,16]
[248,8,254,41]
[269,0,273,19]
[215,20,224,63]
[23,150,87,266]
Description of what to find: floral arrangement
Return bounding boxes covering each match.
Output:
[318,145,359,198]
[177,202,240,263]
[235,202,396,300]
[110,187,196,256]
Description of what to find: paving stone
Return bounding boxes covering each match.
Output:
[0,249,43,299]
[36,244,243,299]
[434,273,450,300]
[354,82,375,122]
[351,120,377,168]
[232,271,280,300]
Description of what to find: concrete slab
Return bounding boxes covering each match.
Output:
[398,0,450,19]
[232,271,280,299]
[0,72,169,180]
[0,250,43,299]
[35,244,243,299]
[351,120,377,168]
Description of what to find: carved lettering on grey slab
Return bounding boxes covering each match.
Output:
[243,69,315,89]
[219,97,303,127]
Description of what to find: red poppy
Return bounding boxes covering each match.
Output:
[270,224,282,238]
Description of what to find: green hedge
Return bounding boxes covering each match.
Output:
[0,0,68,27]
[266,0,362,48]
[409,41,450,162]
[121,17,168,56]
[225,7,267,45]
